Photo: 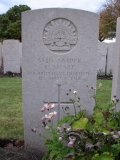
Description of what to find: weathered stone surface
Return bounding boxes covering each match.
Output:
[22,8,99,152]
[111,17,120,107]
[97,42,107,75]
[0,43,2,67]
[3,40,20,73]
[106,42,115,75]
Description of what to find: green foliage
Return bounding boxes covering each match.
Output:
[41,83,120,159]
[58,114,75,126]
[0,5,31,41]
[98,0,120,41]
[112,144,120,156]
[71,117,88,130]
[73,155,87,160]
[92,152,114,160]
[42,132,74,160]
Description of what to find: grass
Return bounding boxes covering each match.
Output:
[0,78,23,139]
[96,79,112,108]
[0,78,112,139]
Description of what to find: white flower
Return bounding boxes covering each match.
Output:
[45,126,50,130]
[53,111,57,115]
[98,83,102,88]
[59,137,63,141]
[73,91,77,94]
[67,126,71,131]
[48,111,57,118]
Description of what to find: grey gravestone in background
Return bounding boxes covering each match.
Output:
[111,17,120,105]
[106,42,115,75]
[0,43,2,67]
[22,8,99,152]
[3,40,20,73]
[19,42,22,67]
[97,42,107,75]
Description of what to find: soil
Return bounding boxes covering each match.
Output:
[0,138,43,160]
[0,66,22,78]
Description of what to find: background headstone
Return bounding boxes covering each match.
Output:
[0,43,2,67]
[111,17,120,108]
[20,42,22,68]
[22,8,99,152]
[106,42,115,75]
[97,42,107,75]
[3,39,20,73]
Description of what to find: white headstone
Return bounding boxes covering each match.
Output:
[106,42,115,75]
[111,17,120,107]
[22,8,99,152]
[20,42,22,67]
[0,43,2,67]
[97,42,107,75]
[3,39,20,73]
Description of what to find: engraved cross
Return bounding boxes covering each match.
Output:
[44,84,73,122]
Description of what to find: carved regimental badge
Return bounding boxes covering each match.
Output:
[43,18,78,53]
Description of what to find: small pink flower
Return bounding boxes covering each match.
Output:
[41,116,46,121]
[49,111,57,118]
[44,114,52,119]
[41,107,45,112]
[67,137,76,147]
[50,104,55,109]
[31,128,37,133]
[118,131,120,135]
[44,104,49,109]
[57,126,62,132]
[113,135,119,139]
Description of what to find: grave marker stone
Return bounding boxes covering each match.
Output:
[0,43,2,67]
[3,39,20,73]
[111,17,120,107]
[19,42,22,67]
[106,42,115,75]
[97,42,107,75]
[22,8,99,152]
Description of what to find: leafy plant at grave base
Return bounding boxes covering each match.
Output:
[6,71,13,75]
[107,69,113,77]
[32,84,120,160]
